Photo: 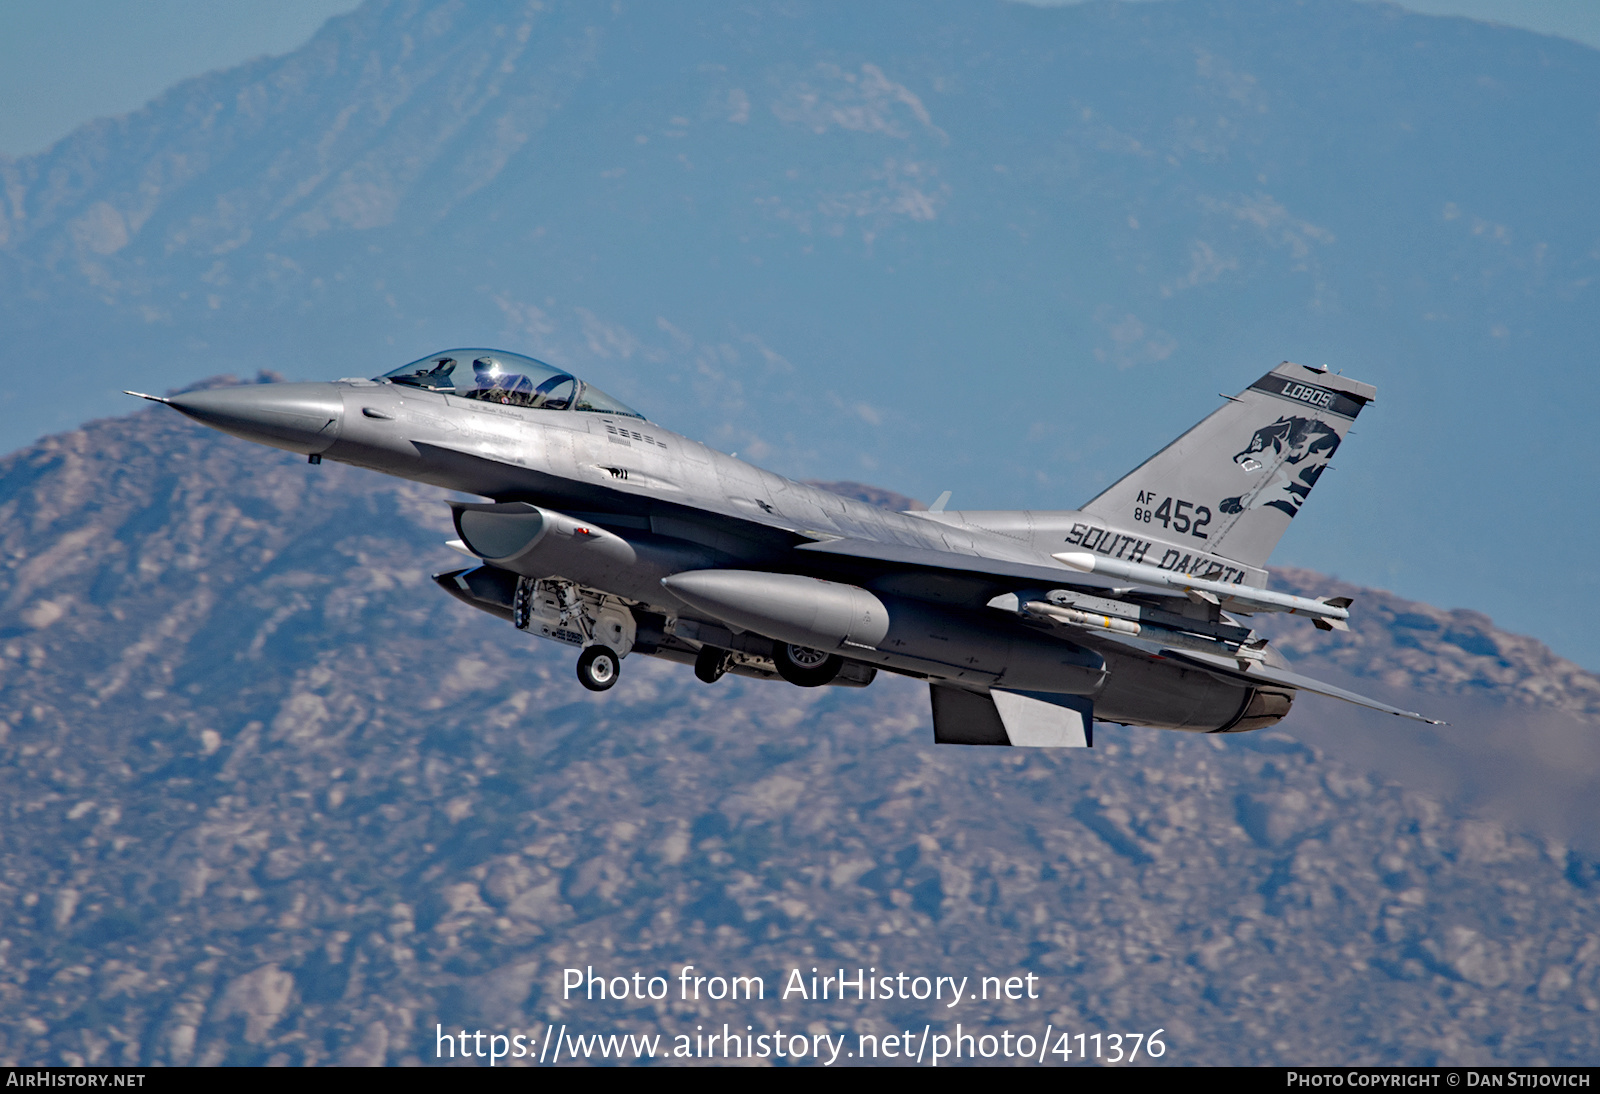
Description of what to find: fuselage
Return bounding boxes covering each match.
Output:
[158,373,1287,732]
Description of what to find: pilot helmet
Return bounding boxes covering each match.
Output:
[472,356,500,378]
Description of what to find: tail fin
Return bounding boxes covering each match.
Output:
[1081,363,1374,569]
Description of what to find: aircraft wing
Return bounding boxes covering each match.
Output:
[1008,614,1441,724]
[793,535,1173,599]
[416,439,1190,602]
[412,439,808,540]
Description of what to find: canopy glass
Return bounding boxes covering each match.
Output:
[378,349,645,419]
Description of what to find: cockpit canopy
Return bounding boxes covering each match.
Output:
[377,349,646,420]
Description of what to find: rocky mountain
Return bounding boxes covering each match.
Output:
[1,401,1597,1066]
[1,0,1598,666]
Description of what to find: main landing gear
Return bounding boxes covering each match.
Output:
[773,643,843,687]
[693,642,844,687]
[576,645,620,692]
[694,645,731,684]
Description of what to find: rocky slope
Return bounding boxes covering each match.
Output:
[0,402,1597,1066]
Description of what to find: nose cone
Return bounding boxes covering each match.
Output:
[166,382,344,455]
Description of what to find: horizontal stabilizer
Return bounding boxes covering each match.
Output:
[1159,648,1445,725]
[931,685,1093,747]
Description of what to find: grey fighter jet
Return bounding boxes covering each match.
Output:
[128,351,1440,748]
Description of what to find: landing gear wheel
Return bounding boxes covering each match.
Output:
[774,643,843,687]
[576,645,620,692]
[694,645,732,684]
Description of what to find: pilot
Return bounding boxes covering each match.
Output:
[472,356,534,405]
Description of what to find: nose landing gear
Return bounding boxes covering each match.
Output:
[576,645,620,691]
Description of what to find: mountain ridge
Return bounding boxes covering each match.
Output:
[2,0,1598,666]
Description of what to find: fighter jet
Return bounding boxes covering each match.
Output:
[128,350,1440,747]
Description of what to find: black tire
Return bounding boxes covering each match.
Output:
[694,645,731,684]
[576,645,620,691]
[773,643,843,687]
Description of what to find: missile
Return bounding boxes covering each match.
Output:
[1024,600,1142,636]
[1051,551,1350,626]
[661,570,890,652]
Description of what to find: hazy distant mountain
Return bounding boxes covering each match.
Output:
[1,401,1597,1065]
[0,0,1597,666]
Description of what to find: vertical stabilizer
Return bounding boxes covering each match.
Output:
[1080,363,1374,569]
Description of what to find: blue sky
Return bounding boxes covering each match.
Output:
[0,0,359,156]
[1,0,1598,157]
